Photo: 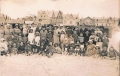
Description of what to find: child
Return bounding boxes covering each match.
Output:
[28,29,35,54]
[63,44,68,55]
[96,37,103,50]
[40,43,45,55]
[89,32,96,45]
[108,46,116,60]
[45,42,54,58]
[74,45,80,56]
[11,43,18,55]
[78,33,84,45]
[72,31,78,43]
[34,32,40,54]
[18,42,25,54]
[46,31,53,44]
[25,42,32,56]
[0,38,8,56]
[68,45,75,55]
[100,46,108,58]
[8,45,12,56]
[102,33,109,49]
[54,43,62,54]
[80,43,85,56]
[60,31,66,43]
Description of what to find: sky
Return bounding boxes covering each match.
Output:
[0,0,119,19]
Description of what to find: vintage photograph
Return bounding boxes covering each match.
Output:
[0,0,120,76]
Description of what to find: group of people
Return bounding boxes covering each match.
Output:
[0,23,118,59]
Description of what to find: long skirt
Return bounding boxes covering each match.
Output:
[53,35,59,44]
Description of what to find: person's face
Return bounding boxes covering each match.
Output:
[70,47,73,49]
[103,47,107,50]
[30,30,33,33]
[80,33,83,36]
[76,46,79,48]
[60,26,63,29]
[16,26,19,28]
[89,41,92,44]
[109,48,114,51]
[98,38,102,42]
[13,45,16,47]
[41,46,43,48]
[20,42,23,45]
[49,42,52,46]
[42,28,45,30]
[20,26,23,29]
[74,31,76,34]
[76,41,79,44]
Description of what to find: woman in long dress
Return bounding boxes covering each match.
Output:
[53,27,60,44]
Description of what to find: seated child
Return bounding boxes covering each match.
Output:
[40,43,45,55]
[18,42,25,54]
[63,44,68,55]
[54,43,62,54]
[80,43,85,56]
[11,43,18,55]
[108,46,116,60]
[100,46,108,58]
[68,45,75,55]
[74,45,80,56]
[25,42,32,56]
[45,42,54,58]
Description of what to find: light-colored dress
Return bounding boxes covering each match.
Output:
[28,33,35,45]
[53,29,60,44]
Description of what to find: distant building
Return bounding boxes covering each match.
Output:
[79,17,118,27]
[79,17,95,26]
[51,10,63,25]
[63,13,79,26]
[37,10,79,26]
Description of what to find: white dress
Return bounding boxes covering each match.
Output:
[0,42,8,52]
[28,33,35,45]
[35,36,40,46]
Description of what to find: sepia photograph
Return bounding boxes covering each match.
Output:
[0,0,120,76]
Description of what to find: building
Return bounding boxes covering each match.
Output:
[51,10,63,25]
[37,10,52,25]
[79,17,95,26]
[37,10,79,26]
[79,17,118,27]
[63,13,79,26]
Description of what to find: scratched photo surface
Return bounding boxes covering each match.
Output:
[0,0,119,76]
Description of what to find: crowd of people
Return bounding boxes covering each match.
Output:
[0,23,119,60]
